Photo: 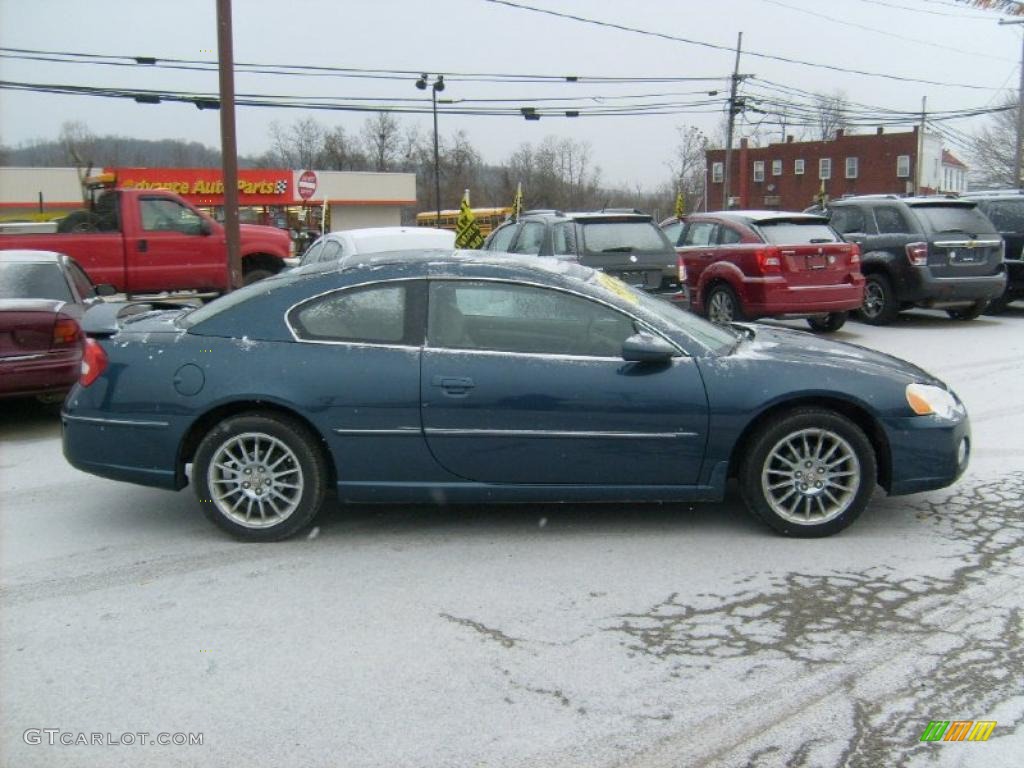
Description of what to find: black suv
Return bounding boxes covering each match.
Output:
[825,196,1007,324]
[960,189,1024,313]
[482,210,683,297]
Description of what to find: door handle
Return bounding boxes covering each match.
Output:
[138,239,148,253]
[432,375,475,395]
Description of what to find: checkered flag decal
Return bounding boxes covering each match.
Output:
[274,179,288,194]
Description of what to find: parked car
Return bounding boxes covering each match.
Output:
[63,252,969,541]
[959,189,1024,313]
[1,249,114,402]
[823,195,1006,324]
[297,227,455,269]
[482,210,683,296]
[0,187,293,293]
[663,211,864,333]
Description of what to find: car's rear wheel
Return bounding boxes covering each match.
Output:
[739,408,877,537]
[705,284,744,324]
[856,273,899,325]
[242,268,275,286]
[193,413,327,541]
[806,312,847,333]
[946,300,987,321]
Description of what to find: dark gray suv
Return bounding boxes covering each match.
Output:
[482,210,683,297]
[825,196,1006,324]
[960,190,1024,313]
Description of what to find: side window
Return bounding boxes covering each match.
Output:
[67,261,96,299]
[290,283,408,344]
[873,206,912,235]
[552,223,577,256]
[683,221,717,247]
[486,223,518,252]
[320,241,342,263]
[300,242,324,266]
[830,206,867,235]
[718,226,743,245]
[139,198,203,234]
[510,222,545,255]
[428,281,638,358]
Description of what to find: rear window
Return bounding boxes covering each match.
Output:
[756,221,839,245]
[0,262,72,302]
[580,222,671,254]
[178,272,297,328]
[978,199,1024,233]
[909,205,995,235]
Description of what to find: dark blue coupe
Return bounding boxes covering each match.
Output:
[62,252,970,541]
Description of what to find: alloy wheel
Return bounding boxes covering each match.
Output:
[206,432,305,528]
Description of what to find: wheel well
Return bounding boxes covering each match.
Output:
[859,259,890,278]
[242,252,285,275]
[727,397,892,492]
[176,401,335,490]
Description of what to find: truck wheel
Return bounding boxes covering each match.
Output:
[193,412,328,541]
[705,284,745,324]
[946,300,987,321]
[807,312,847,333]
[739,408,876,538]
[856,273,899,325]
[242,268,274,285]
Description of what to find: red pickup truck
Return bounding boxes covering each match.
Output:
[0,189,292,294]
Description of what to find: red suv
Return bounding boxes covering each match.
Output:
[663,211,865,333]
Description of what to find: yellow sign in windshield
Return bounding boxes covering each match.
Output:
[595,271,639,304]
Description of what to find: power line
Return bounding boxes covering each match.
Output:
[480,0,1002,89]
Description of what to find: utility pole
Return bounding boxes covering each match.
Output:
[999,19,1024,188]
[216,0,242,290]
[722,32,743,210]
[916,95,926,195]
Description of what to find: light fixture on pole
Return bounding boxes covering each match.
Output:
[416,74,445,226]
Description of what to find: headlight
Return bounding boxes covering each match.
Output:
[906,383,962,420]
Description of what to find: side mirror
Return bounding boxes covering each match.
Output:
[622,332,676,363]
[94,284,118,297]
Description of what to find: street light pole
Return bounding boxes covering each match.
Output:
[417,74,445,226]
[1000,19,1024,188]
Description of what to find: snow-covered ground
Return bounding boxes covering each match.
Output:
[2,308,1022,768]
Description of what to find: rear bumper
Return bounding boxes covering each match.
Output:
[901,265,1007,306]
[739,276,865,318]
[0,350,80,399]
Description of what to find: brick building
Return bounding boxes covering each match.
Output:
[705,128,967,211]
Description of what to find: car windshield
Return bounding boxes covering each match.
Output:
[0,262,72,301]
[586,271,736,353]
[756,221,840,244]
[910,205,994,235]
[580,221,670,253]
[980,199,1024,232]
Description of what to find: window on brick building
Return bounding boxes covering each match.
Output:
[753,161,765,182]
[772,159,783,176]
[819,158,832,180]
[794,158,805,175]
[845,157,858,179]
[712,162,724,183]
[897,155,911,178]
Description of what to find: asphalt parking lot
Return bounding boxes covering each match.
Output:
[2,308,1023,768]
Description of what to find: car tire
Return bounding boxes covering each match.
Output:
[946,300,987,321]
[739,407,877,538]
[704,284,745,324]
[56,211,100,233]
[983,293,1010,315]
[856,273,899,325]
[806,312,847,333]
[193,412,328,541]
[242,268,275,286]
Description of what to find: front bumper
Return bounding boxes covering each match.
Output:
[882,411,970,496]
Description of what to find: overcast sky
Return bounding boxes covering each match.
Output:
[0,0,1019,189]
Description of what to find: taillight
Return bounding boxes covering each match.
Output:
[51,317,81,347]
[849,243,861,265]
[677,255,688,283]
[906,242,929,266]
[80,338,108,387]
[754,246,781,274]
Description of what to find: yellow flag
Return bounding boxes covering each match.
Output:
[455,189,484,249]
[674,190,685,219]
[512,182,524,221]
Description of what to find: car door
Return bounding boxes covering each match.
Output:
[420,279,709,485]
[130,196,224,292]
[678,220,719,293]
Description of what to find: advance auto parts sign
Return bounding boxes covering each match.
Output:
[113,168,292,205]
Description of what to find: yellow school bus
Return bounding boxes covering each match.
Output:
[416,207,512,237]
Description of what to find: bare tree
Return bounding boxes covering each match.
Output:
[267,117,325,169]
[59,121,100,200]
[323,126,366,171]
[971,97,1018,187]
[813,91,851,141]
[665,125,708,212]
[360,113,402,171]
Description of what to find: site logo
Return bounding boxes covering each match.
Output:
[920,720,996,742]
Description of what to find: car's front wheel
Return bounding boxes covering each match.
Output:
[806,312,847,333]
[739,408,877,537]
[193,412,328,541]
